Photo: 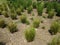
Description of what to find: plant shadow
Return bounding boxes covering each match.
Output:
[0,42,6,45]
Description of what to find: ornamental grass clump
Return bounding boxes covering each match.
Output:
[48,9,55,18]
[10,13,17,20]
[48,35,60,45]
[26,0,32,8]
[55,3,60,16]
[0,4,3,11]
[44,2,48,8]
[7,22,18,33]
[2,11,9,17]
[20,6,24,12]
[46,2,54,13]
[0,10,2,15]
[25,27,36,42]
[16,8,21,15]
[37,1,44,16]
[33,2,37,9]
[49,21,60,35]
[33,18,40,28]
[2,3,8,11]
[20,14,27,23]
[20,14,30,24]
[0,18,6,28]
[0,4,3,15]
[27,6,33,14]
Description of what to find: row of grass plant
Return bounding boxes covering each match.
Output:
[1,1,60,17]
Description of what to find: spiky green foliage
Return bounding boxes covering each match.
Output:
[20,14,27,23]
[7,22,18,33]
[2,11,9,17]
[49,21,60,35]
[10,13,17,19]
[33,2,37,9]
[0,5,3,15]
[48,9,55,18]
[45,2,60,15]
[0,10,2,15]
[0,2,9,16]
[26,0,32,8]
[48,35,60,45]
[33,18,40,28]
[47,2,54,13]
[37,1,44,15]
[27,6,33,14]
[0,18,6,28]
[7,0,32,10]
[25,27,36,42]
[20,6,24,12]
[52,1,57,10]
[1,3,8,11]
[44,1,48,8]
[0,4,3,11]
[26,20,30,25]
[55,3,60,16]
[16,8,21,15]
[20,14,29,25]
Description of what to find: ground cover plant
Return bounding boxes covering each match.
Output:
[33,2,37,9]
[25,27,36,42]
[48,9,55,18]
[10,13,17,19]
[2,11,9,17]
[16,8,21,15]
[7,21,18,33]
[33,18,40,28]
[55,2,60,16]
[27,6,33,14]
[49,21,60,35]
[48,35,60,45]
[0,4,4,15]
[46,2,54,13]
[0,18,6,28]
[20,14,27,23]
[37,1,44,16]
